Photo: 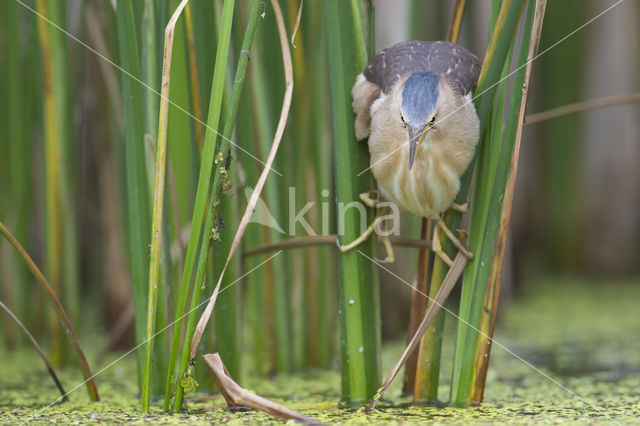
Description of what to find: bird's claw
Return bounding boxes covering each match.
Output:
[450,202,469,214]
[359,190,380,208]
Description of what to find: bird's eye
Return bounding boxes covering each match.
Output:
[400,115,407,127]
[430,115,437,124]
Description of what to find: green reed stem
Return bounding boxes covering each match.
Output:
[116,0,152,391]
[470,0,539,405]
[450,0,527,407]
[173,0,261,409]
[164,0,235,411]
[326,0,381,406]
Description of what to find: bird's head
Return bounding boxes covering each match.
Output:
[400,71,439,170]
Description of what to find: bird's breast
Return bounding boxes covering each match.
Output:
[370,140,465,220]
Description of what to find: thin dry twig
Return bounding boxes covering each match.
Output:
[290,0,304,48]
[525,91,640,125]
[0,300,69,401]
[365,252,468,412]
[189,0,294,361]
[203,353,320,423]
[242,234,432,258]
[0,221,99,401]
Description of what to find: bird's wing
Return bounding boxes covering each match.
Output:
[363,41,481,96]
[351,73,381,140]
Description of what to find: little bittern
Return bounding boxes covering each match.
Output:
[344,41,481,266]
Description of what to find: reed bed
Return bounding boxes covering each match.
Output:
[0,0,551,416]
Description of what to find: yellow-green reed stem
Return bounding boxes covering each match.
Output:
[36,0,64,366]
[142,0,188,412]
[172,0,261,409]
[164,0,235,411]
[326,0,381,406]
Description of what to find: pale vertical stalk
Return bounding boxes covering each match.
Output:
[142,0,189,412]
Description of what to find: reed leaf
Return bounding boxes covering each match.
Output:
[141,0,189,412]
[116,0,152,391]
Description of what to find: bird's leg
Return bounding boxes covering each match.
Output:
[376,212,395,263]
[337,216,385,253]
[435,219,474,260]
[449,202,469,214]
[359,190,380,208]
[432,224,454,267]
[379,235,395,263]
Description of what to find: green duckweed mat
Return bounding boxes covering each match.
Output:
[2,277,639,423]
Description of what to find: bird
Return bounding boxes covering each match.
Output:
[341,41,481,266]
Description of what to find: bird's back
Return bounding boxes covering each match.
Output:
[363,41,481,97]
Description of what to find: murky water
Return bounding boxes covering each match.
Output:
[2,277,639,423]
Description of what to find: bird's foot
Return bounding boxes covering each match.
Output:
[450,202,469,214]
[432,225,454,267]
[359,190,380,208]
[375,235,395,263]
[436,220,474,261]
[337,216,385,253]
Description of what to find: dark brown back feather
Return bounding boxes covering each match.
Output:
[363,41,481,96]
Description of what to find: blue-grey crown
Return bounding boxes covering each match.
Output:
[401,71,439,126]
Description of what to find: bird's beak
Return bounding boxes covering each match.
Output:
[408,124,430,170]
